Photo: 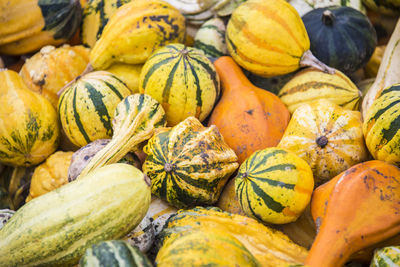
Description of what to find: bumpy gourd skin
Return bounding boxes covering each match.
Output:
[0,69,60,167]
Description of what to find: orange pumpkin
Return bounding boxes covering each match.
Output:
[208,57,290,163]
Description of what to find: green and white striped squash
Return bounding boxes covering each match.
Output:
[143,116,239,208]
[235,148,314,224]
[0,163,151,267]
[371,246,400,267]
[81,0,132,48]
[139,43,220,126]
[0,209,14,230]
[58,71,131,147]
[80,240,153,267]
[194,17,227,58]
[363,84,400,164]
[288,0,366,17]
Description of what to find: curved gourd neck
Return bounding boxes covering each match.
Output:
[214,57,254,94]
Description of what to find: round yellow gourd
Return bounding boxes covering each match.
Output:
[105,63,143,94]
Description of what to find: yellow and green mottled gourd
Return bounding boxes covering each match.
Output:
[278,99,368,185]
[370,246,400,267]
[0,69,59,167]
[0,163,151,267]
[140,44,220,126]
[235,147,314,224]
[158,207,308,266]
[89,0,186,70]
[58,71,131,147]
[143,116,238,208]
[363,84,400,164]
[157,229,261,267]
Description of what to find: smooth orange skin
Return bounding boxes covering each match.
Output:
[208,57,290,164]
[307,160,400,267]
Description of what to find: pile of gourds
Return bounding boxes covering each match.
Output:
[1,0,400,266]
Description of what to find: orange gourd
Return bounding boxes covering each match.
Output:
[208,57,290,163]
[306,160,400,267]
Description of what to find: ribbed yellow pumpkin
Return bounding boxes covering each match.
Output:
[226,0,333,77]
[140,44,220,126]
[0,69,59,167]
[105,63,143,94]
[26,151,73,202]
[58,71,131,147]
[20,45,90,108]
[278,99,368,185]
[279,68,362,113]
[235,147,314,224]
[89,0,186,70]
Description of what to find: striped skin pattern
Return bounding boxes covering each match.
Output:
[140,44,220,126]
[58,71,131,147]
[371,246,400,267]
[90,0,186,70]
[80,240,152,267]
[235,148,314,224]
[157,207,308,266]
[279,68,362,113]
[226,0,310,77]
[0,209,15,230]
[194,17,227,58]
[0,164,151,267]
[278,99,368,185]
[302,6,377,74]
[363,84,400,165]
[77,94,167,178]
[156,229,261,267]
[142,117,238,208]
[0,70,59,167]
[81,0,132,48]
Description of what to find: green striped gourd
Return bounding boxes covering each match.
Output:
[278,68,362,113]
[235,147,314,224]
[156,229,260,267]
[363,84,400,164]
[77,94,166,179]
[288,0,365,17]
[58,71,131,148]
[371,246,400,267]
[156,207,308,266]
[143,116,238,208]
[0,209,14,230]
[0,163,151,267]
[80,240,153,267]
[81,0,132,48]
[0,69,59,167]
[139,43,220,126]
[194,18,227,58]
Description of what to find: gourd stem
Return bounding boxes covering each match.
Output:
[322,10,335,26]
[300,50,335,74]
[57,63,94,97]
[316,136,328,148]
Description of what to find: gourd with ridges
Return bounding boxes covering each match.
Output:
[140,43,220,126]
[77,94,167,179]
[0,163,151,267]
[156,229,260,267]
[194,17,227,58]
[143,116,238,208]
[0,0,82,55]
[0,69,59,167]
[58,71,131,147]
[235,147,314,224]
[81,0,132,48]
[371,246,400,267]
[363,83,400,164]
[19,45,90,108]
[79,240,153,267]
[302,6,377,74]
[278,67,362,113]
[89,0,186,70]
[226,0,334,77]
[157,207,308,266]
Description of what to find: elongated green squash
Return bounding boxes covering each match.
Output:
[0,163,151,267]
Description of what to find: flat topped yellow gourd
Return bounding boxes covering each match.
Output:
[226,0,334,77]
